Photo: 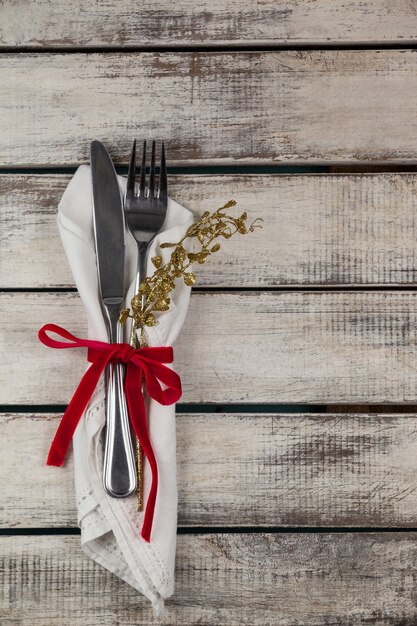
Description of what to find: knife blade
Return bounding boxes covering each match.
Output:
[91,140,137,498]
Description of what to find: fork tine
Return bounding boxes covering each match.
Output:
[159,141,167,202]
[149,140,156,197]
[139,140,146,196]
[126,140,136,197]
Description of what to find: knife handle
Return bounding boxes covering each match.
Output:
[102,298,137,498]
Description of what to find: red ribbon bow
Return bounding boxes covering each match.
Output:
[38,323,182,542]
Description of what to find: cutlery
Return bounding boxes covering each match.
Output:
[91,140,137,498]
[124,139,169,508]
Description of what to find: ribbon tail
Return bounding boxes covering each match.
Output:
[47,352,110,466]
[125,363,158,542]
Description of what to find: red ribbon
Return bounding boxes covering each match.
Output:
[38,323,182,542]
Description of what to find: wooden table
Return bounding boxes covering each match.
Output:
[2,2,417,624]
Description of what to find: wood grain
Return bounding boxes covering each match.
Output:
[3,51,417,166]
[2,291,417,405]
[4,172,417,288]
[2,533,417,625]
[2,412,417,528]
[2,1,417,48]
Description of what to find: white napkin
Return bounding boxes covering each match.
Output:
[57,165,193,613]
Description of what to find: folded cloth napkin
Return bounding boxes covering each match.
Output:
[57,165,193,613]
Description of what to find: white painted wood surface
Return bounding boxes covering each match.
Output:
[2,412,417,528]
[2,1,417,47]
[2,291,417,405]
[4,173,417,288]
[3,51,417,165]
[2,2,417,622]
[2,533,417,625]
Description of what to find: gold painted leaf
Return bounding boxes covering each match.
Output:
[184,272,196,286]
[197,251,210,264]
[175,246,187,263]
[153,299,170,312]
[138,281,151,296]
[144,313,158,326]
[151,255,162,268]
[119,308,130,324]
[131,294,142,311]
[186,223,200,237]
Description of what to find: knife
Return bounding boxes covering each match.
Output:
[90,140,137,498]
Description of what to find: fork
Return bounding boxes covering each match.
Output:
[124,139,168,507]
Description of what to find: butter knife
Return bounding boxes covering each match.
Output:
[91,140,137,497]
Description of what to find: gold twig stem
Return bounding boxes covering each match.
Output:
[130,323,144,512]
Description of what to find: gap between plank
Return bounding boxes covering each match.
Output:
[3,286,417,293]
[2,404,417,414]
[0,404,328,414]
[2,164,417,175]
[0,165,331,175]
[1,527,416,536]
[3,43,417,54]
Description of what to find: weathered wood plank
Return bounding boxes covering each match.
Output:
[2,0,417,48]
[2,412,417,528]
[4,173,417,288]
[2,533,417,625]
[2,291,417,405]
[2,51,417,166]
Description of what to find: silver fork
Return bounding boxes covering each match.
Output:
[125,139,168,344]
[124,139,168,508]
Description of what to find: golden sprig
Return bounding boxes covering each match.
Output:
[119,200,263,346]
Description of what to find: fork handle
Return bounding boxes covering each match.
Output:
[130,241,148,347]
[130,241,149,511]
[102,298,137,498]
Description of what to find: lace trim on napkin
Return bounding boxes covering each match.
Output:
[75,388,174,598]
